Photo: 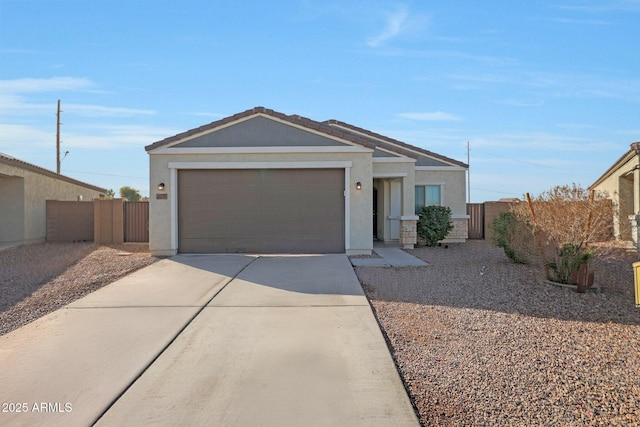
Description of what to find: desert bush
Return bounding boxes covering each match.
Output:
[417,205,454,246]
[490,211,535,263]
[511,184,613,283]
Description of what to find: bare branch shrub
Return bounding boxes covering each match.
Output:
[510,184,614,283]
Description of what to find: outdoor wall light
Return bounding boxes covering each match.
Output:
[356,181,362,190]
[158,182,165,191]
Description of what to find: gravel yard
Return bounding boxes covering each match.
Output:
[0,242,157,336]
[3,240,639,425]
[355,240,640,427]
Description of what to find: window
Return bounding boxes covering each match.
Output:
[415,185,441,214]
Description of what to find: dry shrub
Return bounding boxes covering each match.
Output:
[510,184,614,283]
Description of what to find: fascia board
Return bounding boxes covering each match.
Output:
[415,166,467,171]
[372,157,415,163]
[155,113,367,150]
[150,146,372,155]
[168,161,353,169]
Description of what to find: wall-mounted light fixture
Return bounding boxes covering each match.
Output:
[158,182,165,191]
[356,181,362,190]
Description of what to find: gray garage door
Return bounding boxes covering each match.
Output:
[178,169,345,253]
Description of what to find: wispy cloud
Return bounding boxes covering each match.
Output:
[545,17,610,25]
[447,72,640,102]
[0,122,177,151]
[366,6,428,47]
[494,98,545,107]
[65,104,155,117]
[0,76,94,93]
[470,132,619,152]
[555,0,640,13]
[398,111,462,121]
[63,125,177,149]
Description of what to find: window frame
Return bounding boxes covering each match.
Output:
[415,183,444,214]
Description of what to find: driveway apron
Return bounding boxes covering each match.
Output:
[1,254,419,427]
[0,255,256,427]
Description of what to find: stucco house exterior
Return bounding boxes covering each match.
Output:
[0,152,107,247]
[145,107,468,256]
[590,141,640,246]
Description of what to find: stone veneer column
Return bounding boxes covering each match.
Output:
[400,219,417,249]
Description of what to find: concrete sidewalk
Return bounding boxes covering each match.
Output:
[0,254,418,427]
[350,246,428,267]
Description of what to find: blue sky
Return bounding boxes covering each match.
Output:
[1,0,638,201]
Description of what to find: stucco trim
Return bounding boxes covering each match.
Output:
[150,146,371,155]
[170,167,178,252]
[373,172,408,178]
[415,166,467,171]
[168,161,353,169]
[372,157,415,163]
[416,181,446,186]
[166,160,353,253]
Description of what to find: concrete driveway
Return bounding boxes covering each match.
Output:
[0,254,418,427]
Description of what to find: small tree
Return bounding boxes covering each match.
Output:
[104,189,115,199]
[417,205,454,246]
[120,186,141,202]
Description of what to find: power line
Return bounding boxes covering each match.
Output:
[64,170,146,179]
[481,150,561,170]
[472,187,523,196]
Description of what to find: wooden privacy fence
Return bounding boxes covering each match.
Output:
[465,201,520,241]
[46,199,149,243]
[466,203,485,240]
[124,201,149,242]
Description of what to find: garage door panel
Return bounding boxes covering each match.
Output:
[178,169,344,253]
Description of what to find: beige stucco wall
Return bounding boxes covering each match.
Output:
[414,168,468,242]
[373,161,416,217]
[414,169,467,215]
[0,175,25,244]
[591,154,639,240]
[148,151,373,256]
[0,163,104,246]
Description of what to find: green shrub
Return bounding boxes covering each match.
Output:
[548,243,592,284]
[417,205,454,246]
[490,211,533,264]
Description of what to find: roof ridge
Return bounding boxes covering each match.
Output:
[145,107,466,168]
[325,119,467,168]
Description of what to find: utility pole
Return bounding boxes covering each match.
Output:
[56,99,61,174]
[467,141,470,203]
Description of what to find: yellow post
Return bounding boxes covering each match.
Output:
[634,262,640,307]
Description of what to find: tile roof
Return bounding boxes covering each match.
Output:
[145,106,468,168]
[0,152,107,193]
[324,119,468,168]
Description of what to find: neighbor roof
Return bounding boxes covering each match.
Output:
[145,106,468,168]
[590,142,640,189]
[0,152,107,193]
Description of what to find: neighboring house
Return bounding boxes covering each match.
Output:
[590,141,640,245]
[0,153,107,247]
[145,107,468,256]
